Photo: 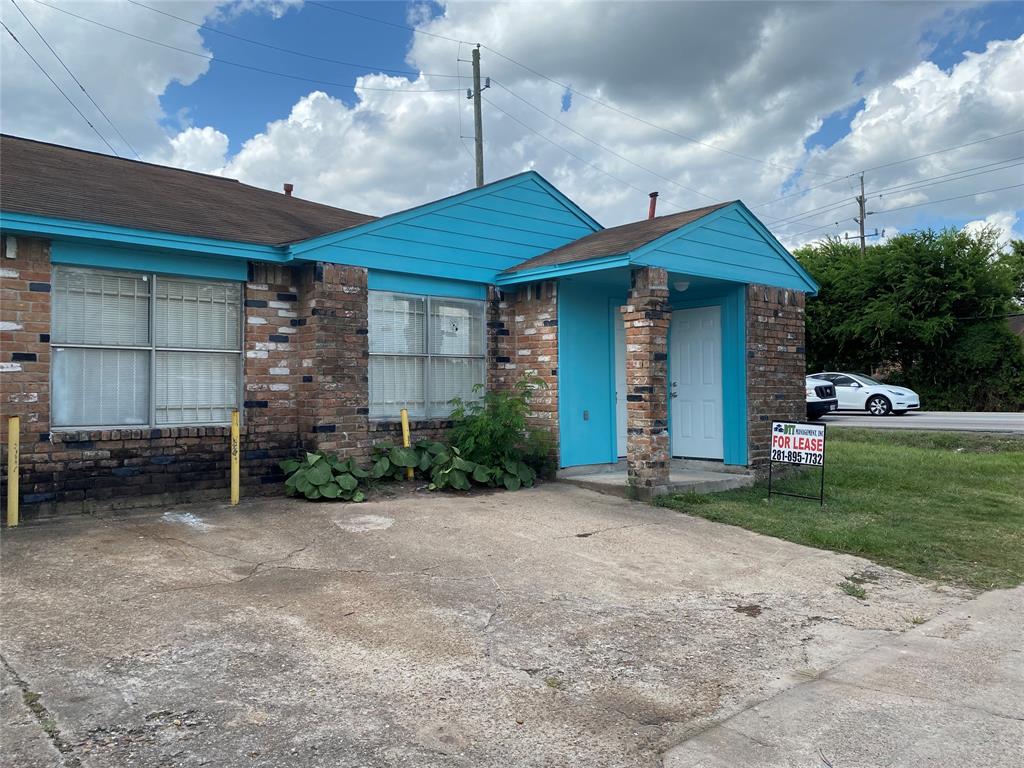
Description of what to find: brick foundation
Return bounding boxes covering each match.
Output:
[746,284,807,468]
[621,267,670,496]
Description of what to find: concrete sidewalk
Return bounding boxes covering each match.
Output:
[665,586,1024,767]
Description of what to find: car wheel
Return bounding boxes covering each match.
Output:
[867,395,892,416]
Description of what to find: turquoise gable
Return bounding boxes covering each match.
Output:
[632,202,818,294]
[289,172,602,285]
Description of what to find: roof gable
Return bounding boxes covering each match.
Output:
[289,171,602,284]
[498,201,818,294]
[632,202,818,293]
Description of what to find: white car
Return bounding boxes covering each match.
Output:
[808,372,921,416]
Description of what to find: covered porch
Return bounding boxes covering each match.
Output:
[495,200,817,498]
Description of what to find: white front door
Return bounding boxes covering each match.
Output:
[670,306,724,459]
[614,306,627,457]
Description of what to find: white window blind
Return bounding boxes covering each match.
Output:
[51,266,242,429]
[155,351,239,425]
[52,348,149,427]
[52,268,150,346]
[155,278,241,349]
[368,290,484,419]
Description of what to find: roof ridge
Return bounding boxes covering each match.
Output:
[0,133,242,185]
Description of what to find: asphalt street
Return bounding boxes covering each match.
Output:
[820,410,1024,433]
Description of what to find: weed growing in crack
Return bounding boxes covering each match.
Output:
[838,578,867,600]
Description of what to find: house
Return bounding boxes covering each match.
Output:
[0,134,816,515]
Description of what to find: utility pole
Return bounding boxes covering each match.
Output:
[467,45,489,188]
[848,172,879,254]
[856,173,866,255]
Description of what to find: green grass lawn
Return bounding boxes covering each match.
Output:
[654,428,1024,590]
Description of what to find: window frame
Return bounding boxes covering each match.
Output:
[367,289,486,421]
[50,265,245,431]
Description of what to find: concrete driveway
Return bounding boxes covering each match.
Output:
[821,410,1024,433]
[0,484,1013,767]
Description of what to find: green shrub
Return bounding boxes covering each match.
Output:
[280,452,368,501]
[448,376,554,477]
[281,418,544,502]
[368,439,536,491]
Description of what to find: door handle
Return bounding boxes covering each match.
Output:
[670,381,679,398]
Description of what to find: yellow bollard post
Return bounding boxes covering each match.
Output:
[6,416,19,527]
[230,410,240,506]
[400,408,414,480]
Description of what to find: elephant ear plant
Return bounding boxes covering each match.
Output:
[280,452,368,502]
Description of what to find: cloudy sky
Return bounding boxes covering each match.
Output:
[2,0,1022,246]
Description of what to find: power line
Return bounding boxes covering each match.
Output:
[482,45,842,182]
[31,0,466,94]
[304,0,469,45]
[752,129,1024,210]
[9,0,140,159]
[873,182,1024,216]
[1,20,120,156]
[861,129,1024,173]
[490,79,719,205]
[783,181,1024,241]
[124,0,461,80]
[767,156,1024,230]
[483,94,685,211]
[868,157,1024,197]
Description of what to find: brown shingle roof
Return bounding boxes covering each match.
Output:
[504,201,734,273]
[0,134,375,246]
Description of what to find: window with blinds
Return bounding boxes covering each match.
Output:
[51,266,242,428]
[368,291,485,419]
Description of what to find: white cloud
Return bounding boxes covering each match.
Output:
[165,125,229,173]
[964,211,1023,244]
[0,0,219,155]
[3,0,1022,246]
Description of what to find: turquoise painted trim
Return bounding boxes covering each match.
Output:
[289,171,601,256]
[629,202,819,295]
[51,241,248,281]
[557,277,628,468]
[494,255,630,285]
[367,270,486,300]
[607,298,622,460]
[0,210,288,262]
[668,286,748,466]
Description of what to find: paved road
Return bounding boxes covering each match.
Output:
[820,410,1024,433]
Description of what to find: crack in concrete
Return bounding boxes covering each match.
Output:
[122,540,312,601]
[1,653,82,767]
[561,522,658,539]
[820,676,1024,724]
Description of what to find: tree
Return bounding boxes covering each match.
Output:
[795,227,1024,411]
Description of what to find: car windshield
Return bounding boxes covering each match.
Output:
[851,374,882,385]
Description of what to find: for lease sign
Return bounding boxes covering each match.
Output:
[771,421,826,466]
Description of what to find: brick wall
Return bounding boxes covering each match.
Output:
[746,284,807,468]
[0,238,306,516]
[487,281,559,463]
[1,238,513,518]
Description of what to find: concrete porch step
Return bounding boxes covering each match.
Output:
[559,468,755,499]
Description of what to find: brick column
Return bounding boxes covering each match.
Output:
[486,282,559,466]
[296,262,370,457]
[621,267,671,498]
[746,284,806,468]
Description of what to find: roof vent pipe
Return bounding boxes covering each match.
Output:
[283,183,294,196]
[648,191,658,219]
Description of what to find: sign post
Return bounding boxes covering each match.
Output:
[768,421,827,506]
